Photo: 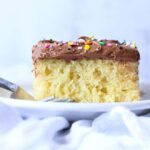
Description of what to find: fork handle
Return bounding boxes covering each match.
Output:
[0,77,18,92]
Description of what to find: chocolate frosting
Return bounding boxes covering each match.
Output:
[32,36,140,63]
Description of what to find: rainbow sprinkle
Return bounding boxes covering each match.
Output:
[107,43,113,47]
[44,44,50,48]
[99,41,105,45]
[68,41,74,46]
[90,36,95,40]
[131,41,136,48]
[84,45,90,50]
[85,40,92,45]
[125,43,130,46]
[121,40,126,45]
[78,46,82,50]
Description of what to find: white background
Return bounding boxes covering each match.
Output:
[0,0,150,85]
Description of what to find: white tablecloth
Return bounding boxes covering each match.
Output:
[0,102,150,150]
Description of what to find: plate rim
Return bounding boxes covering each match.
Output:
[0,97,150,112]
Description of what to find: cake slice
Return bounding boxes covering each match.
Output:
[32,36,140,102]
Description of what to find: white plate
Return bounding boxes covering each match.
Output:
[0,82,150,121]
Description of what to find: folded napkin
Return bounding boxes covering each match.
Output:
[0,102,150,150]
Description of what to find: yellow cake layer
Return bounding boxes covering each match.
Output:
[33,59,140,102]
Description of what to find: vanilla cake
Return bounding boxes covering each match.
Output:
[32,36,140,102]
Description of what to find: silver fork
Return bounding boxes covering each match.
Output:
[0,77,75,102]
[0,77,34,100]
